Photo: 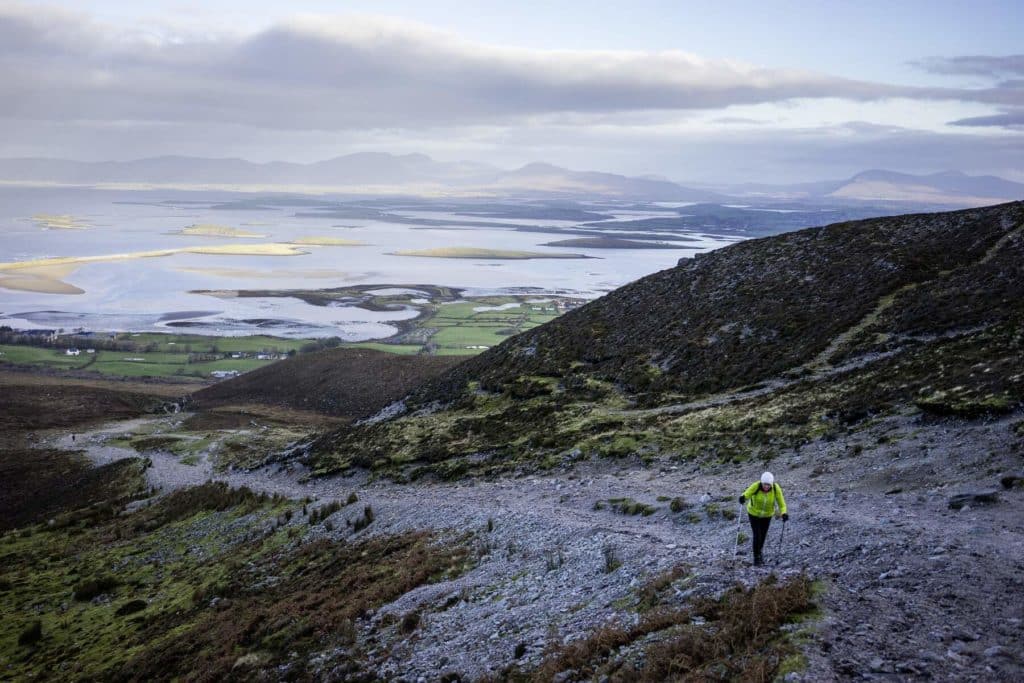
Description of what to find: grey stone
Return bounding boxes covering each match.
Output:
[948,491,1000,510]
[999,473,1023,489]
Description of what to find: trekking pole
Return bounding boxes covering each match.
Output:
[731,503,743,570]
[774,519,787,566]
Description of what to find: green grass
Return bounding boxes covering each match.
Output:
[0,344,90,368]
[335,295,569,355]
[421,297,562,351]
[0,338,284,378]
[89,361,190,378]
[433,347,483,356]
[344,342,425,355]
[93,353,276,379]
[0,294,570,372]
[117,333,311,354]
[432,326,512,349]
[0,474,476,681]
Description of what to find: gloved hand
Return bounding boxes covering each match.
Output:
[738,495,746,504]
[782,513,789,522]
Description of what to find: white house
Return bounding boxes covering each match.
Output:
[65,348,81,356]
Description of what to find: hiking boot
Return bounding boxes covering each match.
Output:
[753,554,763,566]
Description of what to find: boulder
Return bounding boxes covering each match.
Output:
[999,473,1024,490]
[948,491,999,510]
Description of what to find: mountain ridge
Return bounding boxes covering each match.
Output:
[721,169,1024,205]
[0,153,722,201]
[2,154,1019,205]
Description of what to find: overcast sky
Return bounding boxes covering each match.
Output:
[2,0,1022,183]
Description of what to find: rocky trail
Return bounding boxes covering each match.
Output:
[46,408,1024,682]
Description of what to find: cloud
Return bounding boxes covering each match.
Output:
[913,54,1024,77]
[1,4,1022,134]
[709,116,769,125]
[949,109,1024,129]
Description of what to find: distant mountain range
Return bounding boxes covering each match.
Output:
[0,153,1020,206]
[0,153,723,201]
[720,169,1024,206]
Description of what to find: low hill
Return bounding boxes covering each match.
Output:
[722,169,1024,206]
[191,347,463,419]
[828,169,1024,206]
[308,201,1024,478]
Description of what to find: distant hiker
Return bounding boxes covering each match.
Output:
[738,472,788,566]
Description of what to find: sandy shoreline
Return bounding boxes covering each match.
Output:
[290,236,367,246]
[0,244,310,294]
[174,224,267,238]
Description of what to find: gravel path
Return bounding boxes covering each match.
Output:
[52,412,1024,681]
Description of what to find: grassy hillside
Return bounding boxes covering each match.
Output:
[191,347,464,419]
[307,202,1024,478]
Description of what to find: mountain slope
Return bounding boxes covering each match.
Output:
[191,347,462,419]
[308,202,1024,478]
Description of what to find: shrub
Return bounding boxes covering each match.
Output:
[669,497,688,513]
[636,564,688,611]
[18,620,42,647]
[545,549,565,571]
[602,544,622,573]
[353,506,375,532]
[607,497,657,516]
[399,611,421,634]
[133,483,269,532]
[309,500,343,526]
[346,492,359,505]
[115,599,148,616]
[73,575,120,601]
[535,575,814,681]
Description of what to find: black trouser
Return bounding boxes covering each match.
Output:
[748,514,772,562]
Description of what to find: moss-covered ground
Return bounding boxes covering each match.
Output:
[311,318,1023,479]
[0,478,472,681]
[512,572,817,682]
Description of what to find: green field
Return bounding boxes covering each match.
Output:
[0,295,574,377]
[0,344,280,379]
[0,344,91,369]
[426,298,562,352]
[119,333,311,354]
[345,342,425,355]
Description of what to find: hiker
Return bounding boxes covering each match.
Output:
[738,472,788,566]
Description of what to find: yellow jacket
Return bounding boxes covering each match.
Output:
[743,482,787,518]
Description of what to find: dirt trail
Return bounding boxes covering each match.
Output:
[50,411,1024,681]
